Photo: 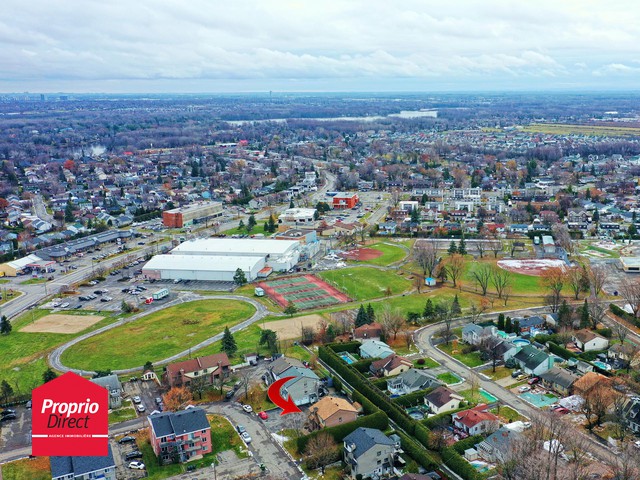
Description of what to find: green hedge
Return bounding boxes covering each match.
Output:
[327,341,362,354]
[352,390,378,415]
[595,328,612,338]
[352,358,375,373]
[421,407,467,429]
[548,341,575,360]
[296,410,389,452]
[395,430,439,471]
[393,387,436,408]
[452,435,484,455]
[370,377,388,391]
[610,304,640,327]
[442,446,484,480]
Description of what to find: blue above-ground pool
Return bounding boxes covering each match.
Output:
[338,352,357,365]
[592,360,612,371]
[512,338,531,347]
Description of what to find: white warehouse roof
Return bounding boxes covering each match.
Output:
[142,254,264,272]
[171,238,299,256]
[7,254,44,269]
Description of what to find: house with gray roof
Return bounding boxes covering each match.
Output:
[387,369,442,396]
[51,444,116,480]
[268,356,321,406]
[343,427,397,479]
[539,367,579,396]
[622,396,640,434]
[359,340,394,359]
[513,345,553,376]
[476,426,521,463]
[90,374,123,409]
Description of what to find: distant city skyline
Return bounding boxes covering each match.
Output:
[3,0,640,93]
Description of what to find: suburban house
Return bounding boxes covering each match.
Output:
[452,404,500,436]
[607,342,639,364]
[572,329,609,352]
[269,357,321,406]
[513,315,545,333]
[462,324,496,346]
[369,354,413,377]
[308,396,359,430]
[539,367,579,396]
[164,353,230,388]
[148,407,212,464]
[476,426,521,462]
[90,374,123,409]
[359,340,395,359]
[424,386,464,415]
[572,372,612,398]
[51,444,116,480]
[343,427,397,479]
[622,396,640,434]
[387,369,441,396]
[353,322,383,341]
[512,345,553,376]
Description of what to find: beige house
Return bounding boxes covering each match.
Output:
[308,396,359,430]
[369,354,413,377]
[424,386,464,414]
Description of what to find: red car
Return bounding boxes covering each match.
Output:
[553,407,570,415]
[528,377,540,385]
[258,411,269,420]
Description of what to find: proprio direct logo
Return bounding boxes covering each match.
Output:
[32,372,108,456]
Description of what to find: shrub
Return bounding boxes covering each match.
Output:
[421,407,466,429]
[595,328,612,338]
[548,341,575,360]
[327,341,361,354]
[351,358,375,373]
[416,358,426,365]
[393,388,436,408]
[395,430,439,471]
[442,447,483,480]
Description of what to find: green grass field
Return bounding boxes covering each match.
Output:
[1,457,51,480]
[318,267,412,301]
[436,372,462,384]
[108,405,137,424]
[0,310,117,393]
[61,300,255,371]
[415,357,439,369]
[437,342,484,368]
[19,277,48,285]
[356,242,407,266]
[465,259,543,295]
[521,123,640,137]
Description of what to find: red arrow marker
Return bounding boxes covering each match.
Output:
[267,376,301,415]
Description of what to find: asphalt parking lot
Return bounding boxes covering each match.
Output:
[0,405,31,451]
[112,436,146,480]
[122,378,164,416]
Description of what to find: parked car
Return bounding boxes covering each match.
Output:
[125,451,143,461]
[258,411,269,420]
[528,377,540,385]
[242,404,253,413]
[236,425,246,434]
[2,409,16,416]
[241,432,252,443]
[554,407,570,415]
[128,461,145,470]
[0,414,17,421]
[224,391,234,401]
[155,397,162,405]
[118,436,136,444]
[132,396,141,404]
[137,405,146,412]
[518,386,531,393]
[60,302,70,308]
[511,370,523,378]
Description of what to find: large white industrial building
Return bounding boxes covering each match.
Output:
[142,238,301,282]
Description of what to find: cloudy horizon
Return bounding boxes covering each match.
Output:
[3,0,640,93]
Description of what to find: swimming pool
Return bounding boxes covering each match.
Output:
[406,407,425,420]
[479,389,498,403]
[592,360,612,371]
[512,338,531,346]
[470,460,491,473]
[520,391,558,408]
[338,352,357,365]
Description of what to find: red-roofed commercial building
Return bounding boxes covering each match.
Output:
[452,404,500,435]
[332,192,359,210]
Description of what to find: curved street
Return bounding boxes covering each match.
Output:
[48,294,271,375]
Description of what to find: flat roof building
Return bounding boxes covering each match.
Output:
[162,202,223,228]
[332,192,359,209]
[278,208,317,226]
[621,257,640,273]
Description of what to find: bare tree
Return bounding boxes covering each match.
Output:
[581,381,613,429]
[468,371,480,400]
[605,440,640,480]
[488,238,504,258]
[620,278,640,317]
[471,263,492,296]
[237,368,253,403]
[541,267,566,313]
[612,321,629,346]
[566,266,584,300]
[588,264,608,297]
[479,336,503,373]
[502,285,512,306]
[551,223,574,254]
[474,240,486,259]
[380,305,405,340]
[469,299,489,324]
[413,273,424,293]
[612,392,631,443]
[413,239,439,277]
[491,266,511,299]
[444,253,466,288]
[436,325,455,346]
[588,295,607,329]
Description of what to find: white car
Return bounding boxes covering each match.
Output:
[128,461,145,470]
[132,396,141,404]
[518,386,531,393]
[241,431,252,443]
[60,302,70,308]
[242,404,253,413]
[137,404,146,412]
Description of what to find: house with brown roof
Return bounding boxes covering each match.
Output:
[353,322,383,342]
[164,353,230,388]
[424,386,464,415]
[452,404,500,436]
[307,396,359,430]
[572,329,609,352]
[572,371,615,408]
[370,354,413,377]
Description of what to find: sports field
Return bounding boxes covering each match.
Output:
[318,266,412,301]
[20,314,104,334]
[257,275,350,309]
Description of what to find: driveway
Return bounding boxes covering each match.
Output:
[0,405,31,451]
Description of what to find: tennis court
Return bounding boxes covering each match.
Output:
[257,274,351,309]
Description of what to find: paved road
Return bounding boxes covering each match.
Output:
[413,311,618,466]
[48,294,272,375]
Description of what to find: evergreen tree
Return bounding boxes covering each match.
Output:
[593,208,599,223]
[355,305,368,327]
[233,268,247,286]
[247,214,256,233]
[421,193,428,205]
[263,221,269,232]
[451,294,462,315]
[448,240,457,255]
[43,368,58,383]
[458,236,467,255]
[64,200,75,223]
[505,317,512,334]
[558,300,573,326]
[410,208,420,224]
[143,361,154,372]
[238,219,245,231]
[423,299,434,320]
[366,304,375,323]
[284,301,298,316]
[0,380,13,403]
[497,313,505,331]
[0,315,11,335]
[289,200,295,209]
[221,327,237,356]
[580,299,590,328]
[268,215,276,233]
[513,320,520,334]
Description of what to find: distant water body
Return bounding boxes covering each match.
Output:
[225,109,437,125]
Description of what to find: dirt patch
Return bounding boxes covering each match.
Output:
[20,314,104,334]
[497,259,566,277]
[265,314,325,340]
[340,248,383,261]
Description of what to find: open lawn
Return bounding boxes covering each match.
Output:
[0,309,116,393]
[19,277,48,285]
[521,123,640,137]
[61,299,255,371]
[356,242,407,266]
[436,372,462,385]
[465,259,544,295]
[108,405,137,424]
[414,357,439,369]
[481,366,514,380]
[1,457,51,480]
[318,267,412,301]
[437,342,484,368]
[491,405,525,423]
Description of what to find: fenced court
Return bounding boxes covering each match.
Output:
[258,274,351,309]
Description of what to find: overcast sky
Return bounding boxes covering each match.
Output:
[3,0,640,93]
